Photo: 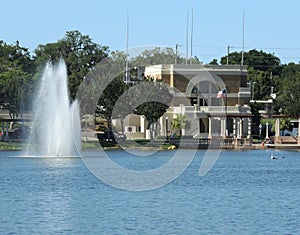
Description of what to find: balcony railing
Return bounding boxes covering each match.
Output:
[173,105,251,115]
[239,87,250,93]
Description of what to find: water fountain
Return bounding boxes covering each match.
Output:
[27,59,81,156]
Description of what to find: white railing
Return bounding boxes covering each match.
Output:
[239,87,250,93]
[173,105,251,115]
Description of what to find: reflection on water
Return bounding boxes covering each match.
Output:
[0,149,300,234]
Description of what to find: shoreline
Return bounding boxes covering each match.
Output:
[1,141,300,151]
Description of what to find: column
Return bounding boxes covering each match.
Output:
[274,118,280,143]
[165,117,169,139]
[225,116,228,136]
[220,117,225,137]
[140,116,145,133]
[240,118,243,138]
[159,116,164,136]
[180,104,184,114]
[223,117,226,137]
[247,117,251,138]
[239,118,243,138]
[170,68,174,87]
[208,116,212,138]
[198,118,201,136]
[233,118,236,137]
[266,122,269,139]
[194,104,197,119]
[298,118,300,145]
[237,118,241,138]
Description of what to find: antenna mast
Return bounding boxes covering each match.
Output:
[186,10,189,65]
[241,11,245,66]
[190,7,194,65]
[125,12,129,83]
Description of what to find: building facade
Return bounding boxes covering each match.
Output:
[143,64,253,142]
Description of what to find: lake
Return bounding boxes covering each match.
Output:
[0,149,299,234]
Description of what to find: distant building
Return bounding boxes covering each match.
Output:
[118,64,253,143]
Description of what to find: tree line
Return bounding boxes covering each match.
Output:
[217,49,300,119]
[0,30,299,132]
[0,31,174,133]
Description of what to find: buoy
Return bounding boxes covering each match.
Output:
[167,145,176,150]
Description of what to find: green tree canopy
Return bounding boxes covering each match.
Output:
[129,47,199,66]
[0,41,35,120]
[34,30,109,100]
[96,74,129,128]
[221,49,281,74]
[171,114,187,136]
[0,40,33,73]
[0,69,35,119]
[133,82,172,129]
[275,69,300,117]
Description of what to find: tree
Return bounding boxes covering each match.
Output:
[209,59,218,65]
[0,40,33,74]
[171,114,188,136]
[34,30,109,100]
[130,47,198,66]
[0,69,35,119]
[273,63,300,117]
[0,41,35,120]
[276,78,300,117]
[134,82,172,138]
[96,75,129,130]
[248,68,274,100]
[220,49,281,73]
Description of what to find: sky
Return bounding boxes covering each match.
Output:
[1,0,300,64]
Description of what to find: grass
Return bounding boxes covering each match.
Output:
[81,141,119,149]
[0,141,26,150]
[0,139,171,151]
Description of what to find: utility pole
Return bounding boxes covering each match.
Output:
[175,44,178,64]
[227,45,230,65]
[241,11,245,66]
[186,10,189,65]
[125,12,129,84]
[190,6,193,65]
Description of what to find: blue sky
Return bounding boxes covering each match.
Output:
[1,0,300,64]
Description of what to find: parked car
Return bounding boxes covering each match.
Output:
[10,125,31,139]
[97,130,126,143]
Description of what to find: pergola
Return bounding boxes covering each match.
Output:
[272,115,300,144]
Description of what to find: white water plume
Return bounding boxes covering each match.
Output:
[27,59,81,156]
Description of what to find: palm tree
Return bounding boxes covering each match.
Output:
[171,114,187,136]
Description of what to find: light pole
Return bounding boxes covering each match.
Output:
[259,124,262,138]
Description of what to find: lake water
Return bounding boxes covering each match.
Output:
[0,149,299,234]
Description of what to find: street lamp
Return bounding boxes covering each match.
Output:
[259,124,262,137]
